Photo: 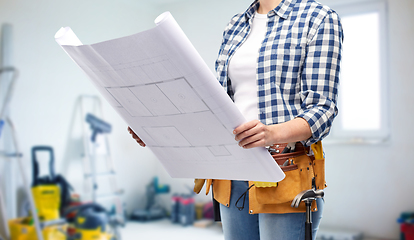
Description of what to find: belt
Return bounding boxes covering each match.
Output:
[268,142,308,165]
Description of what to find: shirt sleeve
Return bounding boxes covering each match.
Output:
[296,10,344,146]
[215,14,241,98]
[215,21,232,93]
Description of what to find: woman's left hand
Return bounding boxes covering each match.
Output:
[233,120,276,149]
[233,118,313,149]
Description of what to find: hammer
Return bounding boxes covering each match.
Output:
[291,189,324,240]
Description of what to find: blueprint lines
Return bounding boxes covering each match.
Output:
[55,12,284,182]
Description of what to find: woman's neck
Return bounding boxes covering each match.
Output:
[257,0,282,14]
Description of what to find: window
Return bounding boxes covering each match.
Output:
[326,0,389,144]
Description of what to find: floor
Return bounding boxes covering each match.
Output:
[120,219,394,240]
[120,219,224,240]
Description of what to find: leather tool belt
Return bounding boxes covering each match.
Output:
[254,142,327,205]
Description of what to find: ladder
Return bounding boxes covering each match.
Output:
[78,95,125,224]
[0,67,43,240]
[0,184,7,240]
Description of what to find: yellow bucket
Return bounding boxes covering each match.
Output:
[8,217,66,240]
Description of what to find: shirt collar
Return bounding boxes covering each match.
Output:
[244,0,295,20]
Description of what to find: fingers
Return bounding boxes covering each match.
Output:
[127,126,135,136]
[127,126,146,147]
[233,120,268,149]
[233,120,260,137]
[238,134,265,149]
[234,120,263,141]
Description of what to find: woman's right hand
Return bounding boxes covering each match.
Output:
[127,126,146,147]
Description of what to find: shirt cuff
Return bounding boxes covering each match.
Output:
[296,107,335,147]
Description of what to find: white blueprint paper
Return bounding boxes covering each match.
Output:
[55,12,285,182]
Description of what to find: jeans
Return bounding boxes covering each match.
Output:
[219,181,324,240]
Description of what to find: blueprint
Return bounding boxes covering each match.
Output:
[55,12,285,182]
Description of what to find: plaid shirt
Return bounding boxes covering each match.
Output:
[215,0,343,146]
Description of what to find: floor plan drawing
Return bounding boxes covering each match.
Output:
[55,12,285,182]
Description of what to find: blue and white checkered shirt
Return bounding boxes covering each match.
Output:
[215,0,343,146]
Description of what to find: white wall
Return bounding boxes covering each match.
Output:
[0,0,413,239]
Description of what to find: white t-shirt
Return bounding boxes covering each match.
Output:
[228,12,268,121]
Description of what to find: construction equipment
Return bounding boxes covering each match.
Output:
[8,218,67,240]
[0,67,44,240]
[0,24,68,240]
[78,95,124,227]
[130,177,170,221]
[65,203,118,240]
[0,72,69,240]
[0,24,17,240]
[84,112,112,203]
[1,22,16,225]
[31,146,73,222]
[0,66,13,239]
[85,114,111,144]
[31,146,61,222]
[0,26,44,239]
[0,22,42,240]
[0,169,8,240]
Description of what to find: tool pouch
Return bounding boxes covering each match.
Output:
[312,157,327,190]
[254,153,314,205]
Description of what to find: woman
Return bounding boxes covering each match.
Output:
[129,0,343,239]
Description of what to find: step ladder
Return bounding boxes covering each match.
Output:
[0,183,7,240]
[78,95,125,224]
[0,66,43,240]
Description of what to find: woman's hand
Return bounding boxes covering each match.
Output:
[233,118,312,149]
[233,120,276,149]
[127,126,146,147]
